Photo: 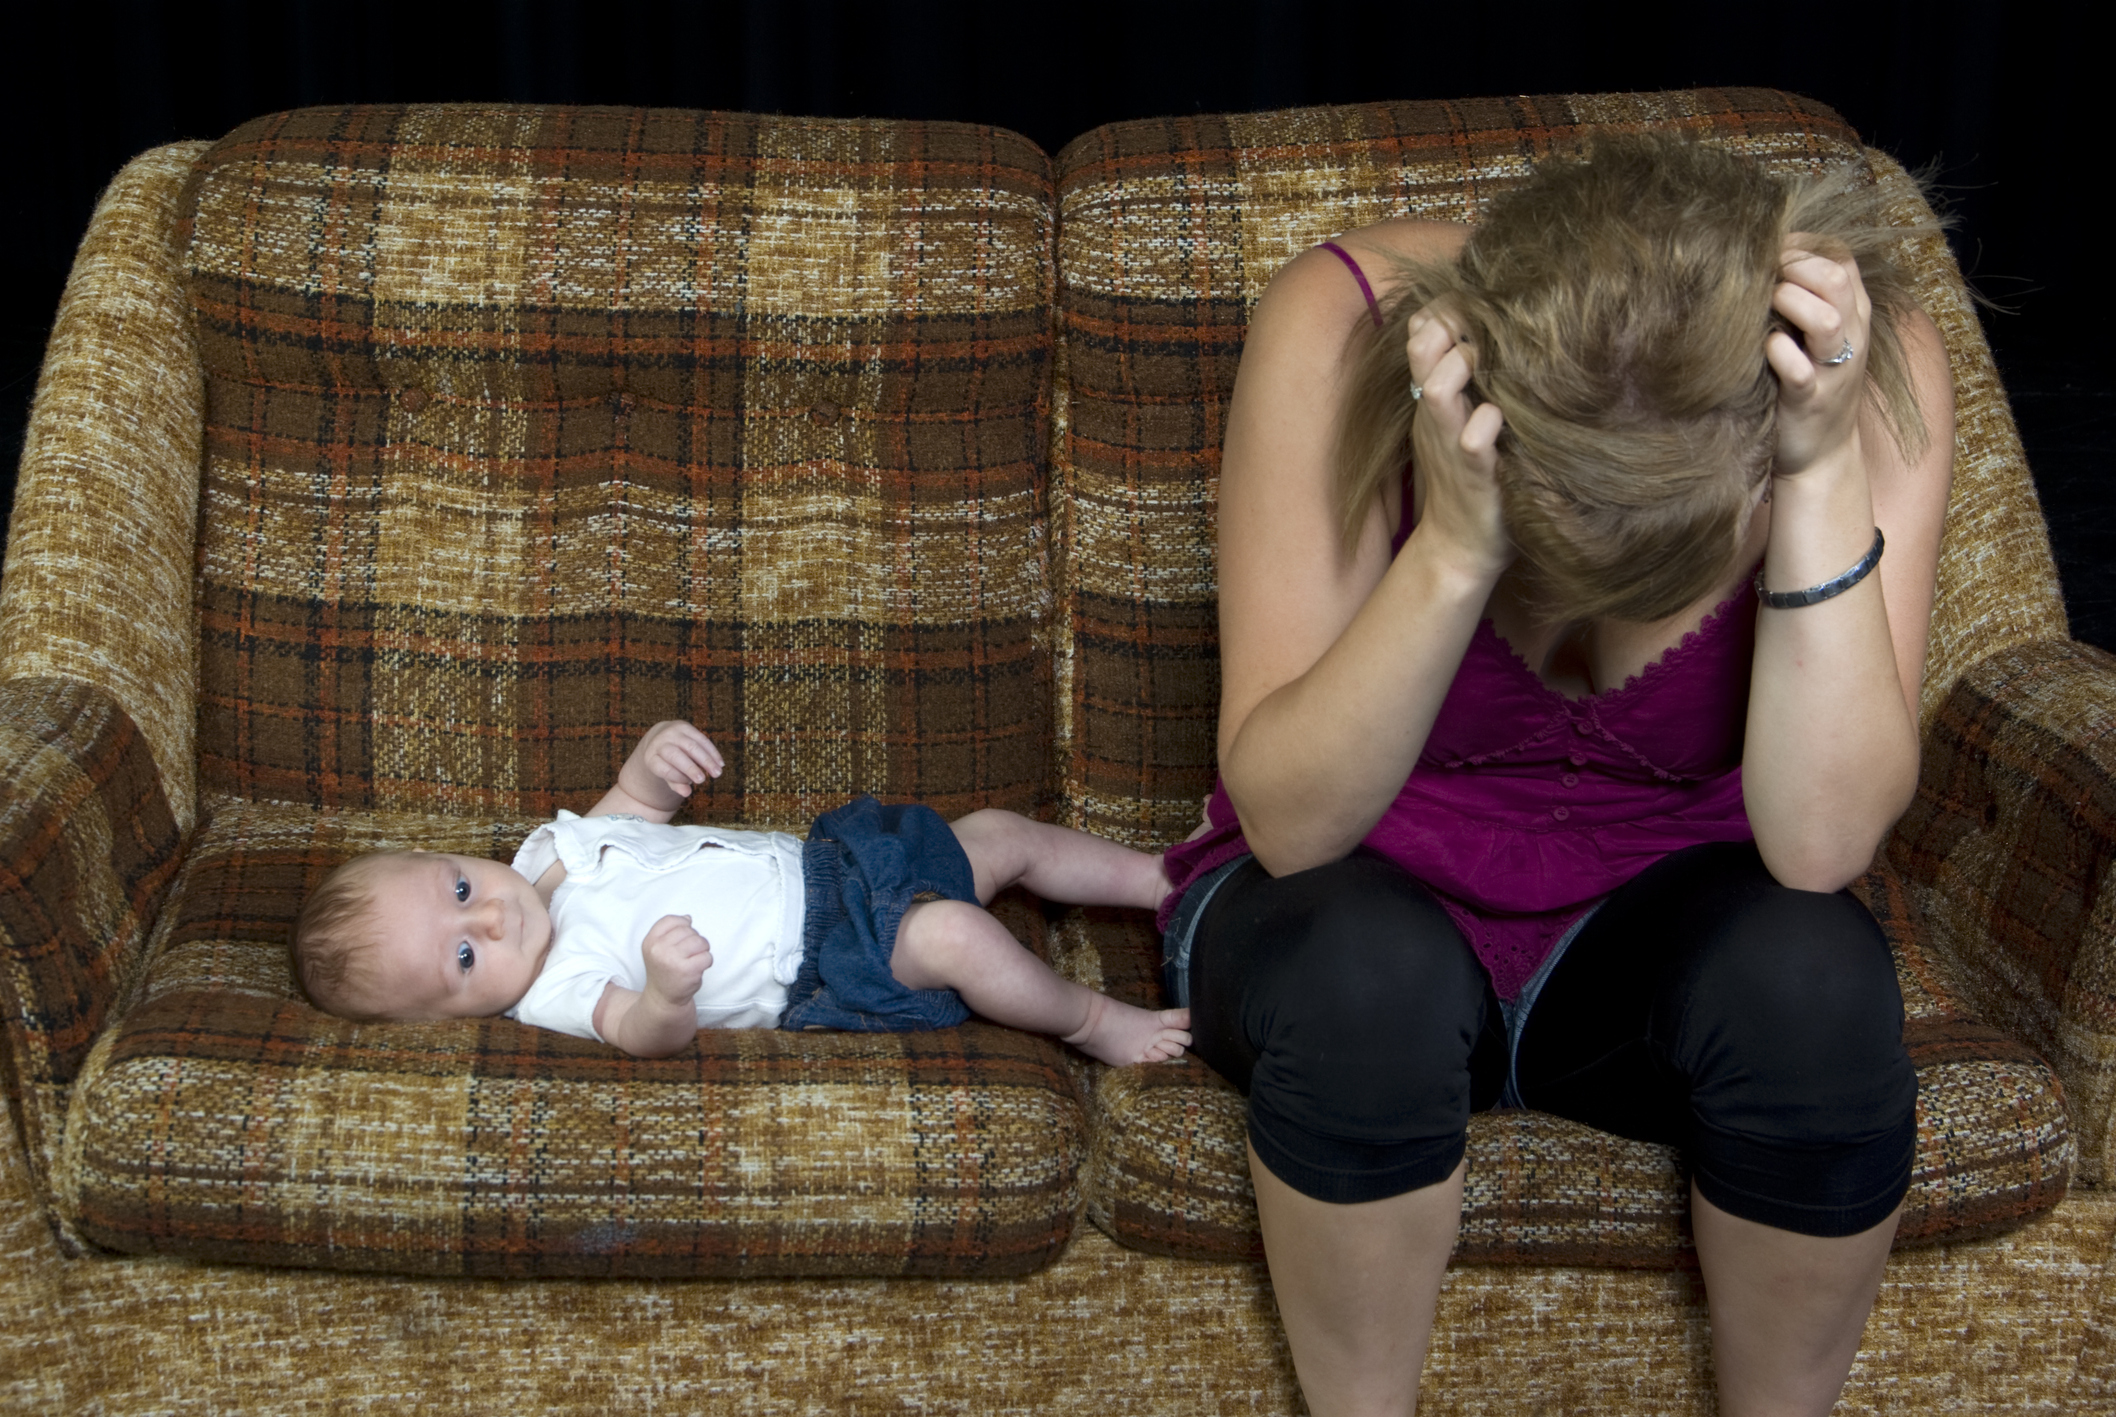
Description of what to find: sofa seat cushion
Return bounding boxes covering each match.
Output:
[1067,862,2073,1264]
[54,800,1086,1277]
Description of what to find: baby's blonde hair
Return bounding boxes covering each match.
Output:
[1335,133,1933,625]
[292,852,407,1021]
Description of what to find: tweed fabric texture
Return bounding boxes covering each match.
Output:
[0,680,186,1229]
[1893,636,2116,1184]
[8,1093,2115,1416]
[1050,89,1891,847]
[1069,861,2072,1265]
[0,143,211,831]
[184,105,1054,824]
[2079,1208,2116,1414]
[6,87,2107,1404]
[53,798,1084,1276]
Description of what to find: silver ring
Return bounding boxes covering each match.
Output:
[1409,383,1424,402]
[1819,338,1855,367]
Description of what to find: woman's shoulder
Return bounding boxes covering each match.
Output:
[1325,217,1472,270]
[1244,221,1464,355]
[1251,219,1469,334]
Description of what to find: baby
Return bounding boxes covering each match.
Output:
[294,721,1192,1063]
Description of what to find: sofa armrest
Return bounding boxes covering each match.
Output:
[0,679,187,1223]
[0,141,211,834]
[1892,637,2116,1183]
[0,141,207,1222]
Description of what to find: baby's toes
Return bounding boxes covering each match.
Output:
[1149,1028,1191,1062]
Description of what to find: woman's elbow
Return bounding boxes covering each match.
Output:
[1753,793,1915,893]
[1241,826,1343,880]
[1755,837,1877,895]
[1227,797,1361,879]
[1220,755,1387,877]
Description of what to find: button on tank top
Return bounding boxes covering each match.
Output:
[1159,241,1758,999]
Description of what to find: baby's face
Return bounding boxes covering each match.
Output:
[358,852,555,1020]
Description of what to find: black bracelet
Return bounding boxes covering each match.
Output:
[1754,528,1886,609]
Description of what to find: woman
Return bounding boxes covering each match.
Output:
[1156,136,1955,1416]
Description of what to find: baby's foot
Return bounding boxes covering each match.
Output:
[1063,995,1192,1065]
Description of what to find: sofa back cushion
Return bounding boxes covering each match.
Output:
[1047,87,2066,845]
[183,105,1055,822]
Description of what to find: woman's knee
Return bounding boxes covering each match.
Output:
[1673,885,1913,1143]
[1193,856,1499,1198]
[1684,921,1917,1238]
[1221,856,1489,1061]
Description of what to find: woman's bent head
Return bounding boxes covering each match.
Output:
[1337,133,1929,624]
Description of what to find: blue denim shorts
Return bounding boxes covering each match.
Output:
[1159,854,1247,1010]
[779,796,980,1033]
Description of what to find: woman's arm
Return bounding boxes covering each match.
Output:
[1742,250,1955,890]
[1216,221,1509,875]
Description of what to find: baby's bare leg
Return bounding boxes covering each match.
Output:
[893,899,1190,1064]
[950,809,1169,911]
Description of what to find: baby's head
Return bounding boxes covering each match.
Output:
[293,850,554,1022]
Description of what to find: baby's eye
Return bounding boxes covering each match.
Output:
[454,875,470,903]
[456,942,475,972]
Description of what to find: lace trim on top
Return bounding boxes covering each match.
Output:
[1479,581,1752,709]
[1447,577,1756,781]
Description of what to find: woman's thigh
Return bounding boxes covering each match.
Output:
[1514,840,1917,1235]
[1187,852,1506,1202]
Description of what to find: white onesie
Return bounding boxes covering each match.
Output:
[505,811,807,1041]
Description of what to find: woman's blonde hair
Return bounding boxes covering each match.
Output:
[1335,133,1933,624]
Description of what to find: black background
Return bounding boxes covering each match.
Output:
[6,1,2107,642]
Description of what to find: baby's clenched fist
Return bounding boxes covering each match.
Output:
[642,914,713,1006]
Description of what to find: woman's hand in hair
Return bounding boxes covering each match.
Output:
[1405,303,1512,581]
[1766,237,1873,478]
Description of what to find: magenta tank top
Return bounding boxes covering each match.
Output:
[1159,242,1759,999]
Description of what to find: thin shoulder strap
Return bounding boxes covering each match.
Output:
[1317,240,1383,330]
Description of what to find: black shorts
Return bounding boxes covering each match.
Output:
[1183,841,1917,1237]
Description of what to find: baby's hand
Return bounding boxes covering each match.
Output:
[620,720,726,810]
[641,913,713,1006]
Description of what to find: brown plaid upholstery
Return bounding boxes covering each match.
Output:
[13,1091,2113,1413]
[0,680,186,1221]
[184,105,1054,824]
[1894,638,2116,1184]
[0,143,211,834]
[0,92,2085,1287]
[21,105,1084,1276]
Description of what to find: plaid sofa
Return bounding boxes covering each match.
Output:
[5,92,2115,1413]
